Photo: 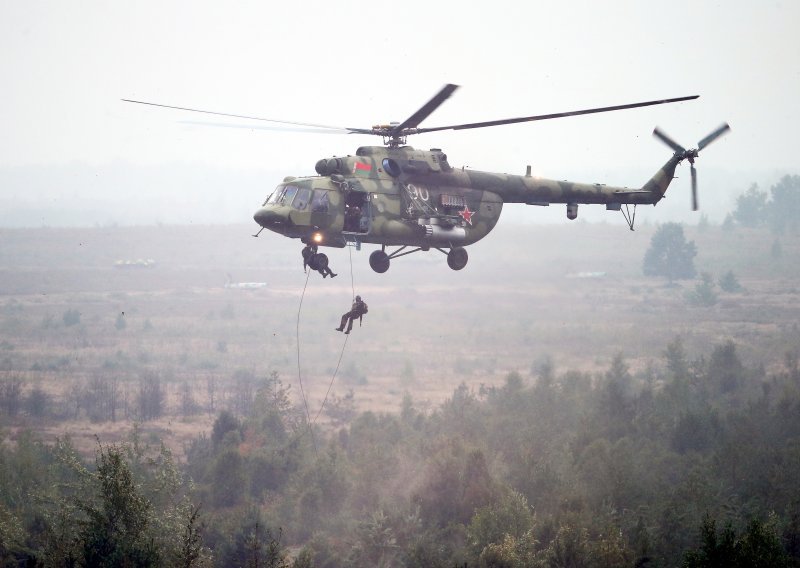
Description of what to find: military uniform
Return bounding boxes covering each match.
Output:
[336,296,368,334]
[302,244,336,278]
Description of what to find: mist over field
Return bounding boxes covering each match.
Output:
[3,0,800,565]
[2,211,800,565]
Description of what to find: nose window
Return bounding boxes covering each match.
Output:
[281,186,298,205]
[265,187,284,205]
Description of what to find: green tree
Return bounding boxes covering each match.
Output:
[683,516,788,567]
[722,214,735,231]
[347,510,400,568]
[211,450,246,507]
[767,174,800,234]
[539,524,590,567]
[0,376,23,416]
[212,510,288,568]
[707,340,745,394]
[467,490,535,559]
[733,183,768,227]
[25,386,51,418]
[79,443,160,567]
[643,223,697,282]
[687,272,718,306]
[672,406,722,453]
[665,336,690,380]
[175,504,205,568]
[477,531,539,568]
[718,270,743,292]
[211,410,240,447]
[137,372,164,421]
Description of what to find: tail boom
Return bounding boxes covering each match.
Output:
[641,154,684,204]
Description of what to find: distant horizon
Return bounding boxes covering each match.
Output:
[1,160,794,229]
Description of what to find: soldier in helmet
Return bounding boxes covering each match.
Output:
[335,295,368,334]
[301,244,337,278]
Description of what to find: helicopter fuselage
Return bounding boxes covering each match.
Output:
[252,145,681,250]
[123,86,720,272]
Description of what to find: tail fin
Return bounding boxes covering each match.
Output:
[642,154,683,202]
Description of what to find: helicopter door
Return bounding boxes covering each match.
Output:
[343,191,370,234]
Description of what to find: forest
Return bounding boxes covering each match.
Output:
[1,176,800,566]
[2,342,799,566]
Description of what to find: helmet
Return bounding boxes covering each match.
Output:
[355,295,361,301]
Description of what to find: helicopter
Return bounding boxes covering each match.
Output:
[123,85,729,273]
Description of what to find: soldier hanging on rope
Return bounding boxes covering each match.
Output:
[335,295,368,334]
[301,244,337,278]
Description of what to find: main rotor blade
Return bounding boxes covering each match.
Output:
[653,126,686,153]
[122,99,359,133]
[697,122,731,151]
[179,120,351,135]
[691,163,698,211]
[390,84,460,136]
[414,95,699,134]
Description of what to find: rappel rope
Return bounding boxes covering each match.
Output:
[312,245,355,423]
[295,269,317,454]
[349,244,355,300]
[294,245,356,456]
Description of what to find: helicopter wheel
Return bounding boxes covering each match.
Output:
[312,253,328,270]
[447,247,468,270]
[369,250,390,273]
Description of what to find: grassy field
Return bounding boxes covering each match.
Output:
[1,218,798,457]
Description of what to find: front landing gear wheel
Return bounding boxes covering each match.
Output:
[447,247,468,270]
[369,250,390,273]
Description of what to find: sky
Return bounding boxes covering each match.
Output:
[1,0,798,226]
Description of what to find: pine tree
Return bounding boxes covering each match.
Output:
[643,223,697,283]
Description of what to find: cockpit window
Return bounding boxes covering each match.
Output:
[281,186,298,205]
[266,186,285,205]
[293,188,311,210]
[311,190,329,213]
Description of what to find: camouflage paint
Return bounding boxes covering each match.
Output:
[253,145,683,250]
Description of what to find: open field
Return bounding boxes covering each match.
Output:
[1,219,799,457]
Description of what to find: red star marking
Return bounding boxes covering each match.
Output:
[459,205,475,225]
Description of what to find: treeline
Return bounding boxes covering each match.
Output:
[730,174,800,233]
[0,368,272,425]
[2,342,800,566]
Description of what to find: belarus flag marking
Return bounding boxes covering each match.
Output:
[353,161,372,175]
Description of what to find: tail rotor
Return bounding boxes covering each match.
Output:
[653,123,730,210]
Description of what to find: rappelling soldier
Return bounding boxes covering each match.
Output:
[335,295,368,334]
[301,244,336,278]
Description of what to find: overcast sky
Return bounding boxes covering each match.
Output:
[1,1,798,226]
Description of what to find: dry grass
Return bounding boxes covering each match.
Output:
[1,221,798,458]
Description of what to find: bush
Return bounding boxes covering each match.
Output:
[719,270,743,293]
[686,273,718,306]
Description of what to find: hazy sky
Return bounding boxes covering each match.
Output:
[1,1,798,225]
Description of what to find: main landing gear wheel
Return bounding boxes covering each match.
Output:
[447,247,468,270]
[369,250,390,273]
[309,253,328,271]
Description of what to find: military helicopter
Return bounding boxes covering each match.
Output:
[123,85,729,273]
